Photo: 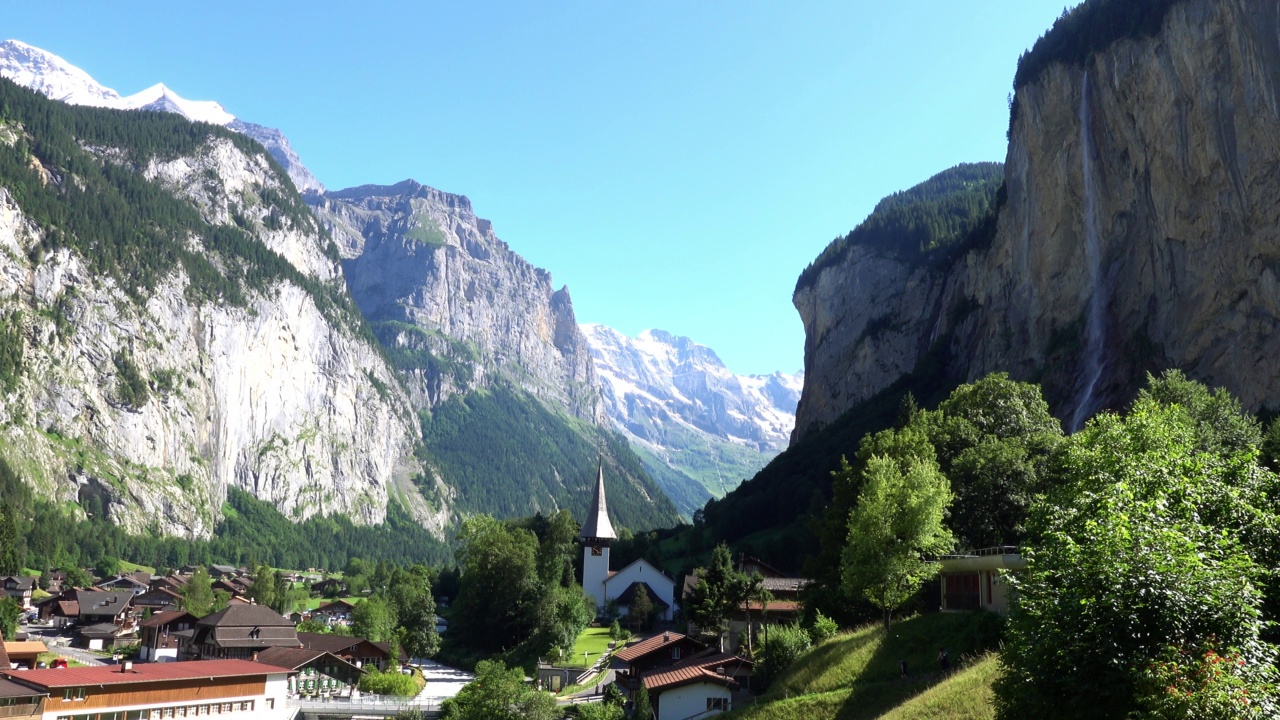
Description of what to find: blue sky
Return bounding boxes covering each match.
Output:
[6,2,1072,376]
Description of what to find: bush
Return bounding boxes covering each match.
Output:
[760,623,812,687]
[358,668,418,697]
[808,610,839,643]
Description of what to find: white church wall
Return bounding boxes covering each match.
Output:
[605,558,676,621]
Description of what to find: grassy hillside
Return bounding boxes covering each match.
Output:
[726,613,1004,720]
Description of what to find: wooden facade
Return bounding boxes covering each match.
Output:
[39,677,265,713]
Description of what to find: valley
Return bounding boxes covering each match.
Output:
[4,1,1280,718]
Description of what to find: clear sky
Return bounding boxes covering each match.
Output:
[5,2,1072,376]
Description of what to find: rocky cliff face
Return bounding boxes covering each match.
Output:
[0,113,432,539]
[794,0,1280,438]
[311,181,605,423]
[582,324,801,515]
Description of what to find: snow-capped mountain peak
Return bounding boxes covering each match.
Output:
[0,39,324,195]
[582,323,803,514]
[121,82,236,125]
[0,39,122,108]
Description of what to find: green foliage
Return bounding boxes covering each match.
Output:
[358,667,419,697]
[797,163,1004,291]
[608,619,622,641]
[404,219,447,248]
[1012,0,1181,93]
[0,77,368,342]
[386,564,441,660]
[841,452,953,628]
[759,623,812,688]
[112,350,150,410]
[0,311,23,393]
[94,556,121,579]
[440,659,559,720]
[574,701,625,720]
[420,383,679,530]
[352,595,396,643]
[1133,643,1278,720]
[0,596,20,641]
[628,583,653,632]
[1136,369,1262,456]
[807,611,838,644]
[0,506,22,576]
[929,373,1063,548]
[451,515,541,656]
[180,566,214,616]
[632,680,654,720]
[995,398,1280,720]
[684,543,751,640]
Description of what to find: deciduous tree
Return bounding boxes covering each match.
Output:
[841,452,953,629]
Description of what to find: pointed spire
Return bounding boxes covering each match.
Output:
[580,457,616,541]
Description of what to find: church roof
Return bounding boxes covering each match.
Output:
[579,462,616,541]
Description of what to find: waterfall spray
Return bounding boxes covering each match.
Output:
[1070,72,1106,432]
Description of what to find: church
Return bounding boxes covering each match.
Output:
[580,464,677,621]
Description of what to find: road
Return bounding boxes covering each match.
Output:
[18,624,109,666]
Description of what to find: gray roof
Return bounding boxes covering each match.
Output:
[2,576,35,591]
[0,675,45,700]
[579,462,616,541]
[76,591,134,618]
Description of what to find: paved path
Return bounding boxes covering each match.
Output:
[18,625,108,666]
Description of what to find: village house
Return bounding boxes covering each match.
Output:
[254,647,364,699]
[133,586,183,615]
[0,658,294,720]
[309,599,358,626]
[185,605,298,661]
[72,591,135,627]
[138,610,198,663]
[938,546,1026,614]
[640,650,754,720]
[97,572,151,596]
[580,465,677,621]
[295,632,406,672]
[0,576,35,610]
[309,578,347,597]
[614,631,711,702]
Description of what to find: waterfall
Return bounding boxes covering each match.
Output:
[1070,72,1106,432]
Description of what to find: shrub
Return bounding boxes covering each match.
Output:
[760,623,812,687]
[808,610,839,643]
[358,668,418,697]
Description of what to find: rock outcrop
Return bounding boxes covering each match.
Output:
[0,114,430,538]
[311,181,605,423]
[794,0,1280,438]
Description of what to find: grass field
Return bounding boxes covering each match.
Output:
[119,560,157,575]
[723,613,1004,720]
[558,626,614,668]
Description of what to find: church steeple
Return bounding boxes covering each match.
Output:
[581,459,615,613]
[580,459,616,542]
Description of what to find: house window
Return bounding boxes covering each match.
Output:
[707,697,728,710]
[671,647,681,660]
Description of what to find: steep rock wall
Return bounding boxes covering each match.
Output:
[311,181,606,423]
[0,134,429,538]
[794,0,1280,438]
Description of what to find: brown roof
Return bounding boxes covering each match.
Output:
[197,603,294,628]
[296,632,364,655]
[55,600,79,616]
[613,632,703,663]
[140,610,198,628]
[3,642,48,657]
[642,651,752,693]
[315,599,358,612]
[254,647,365,674]
[0,640,8,669]
[7,659,293,689]
[643,665,739,692]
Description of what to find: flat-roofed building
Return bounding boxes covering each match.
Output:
[0,659,293,720]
